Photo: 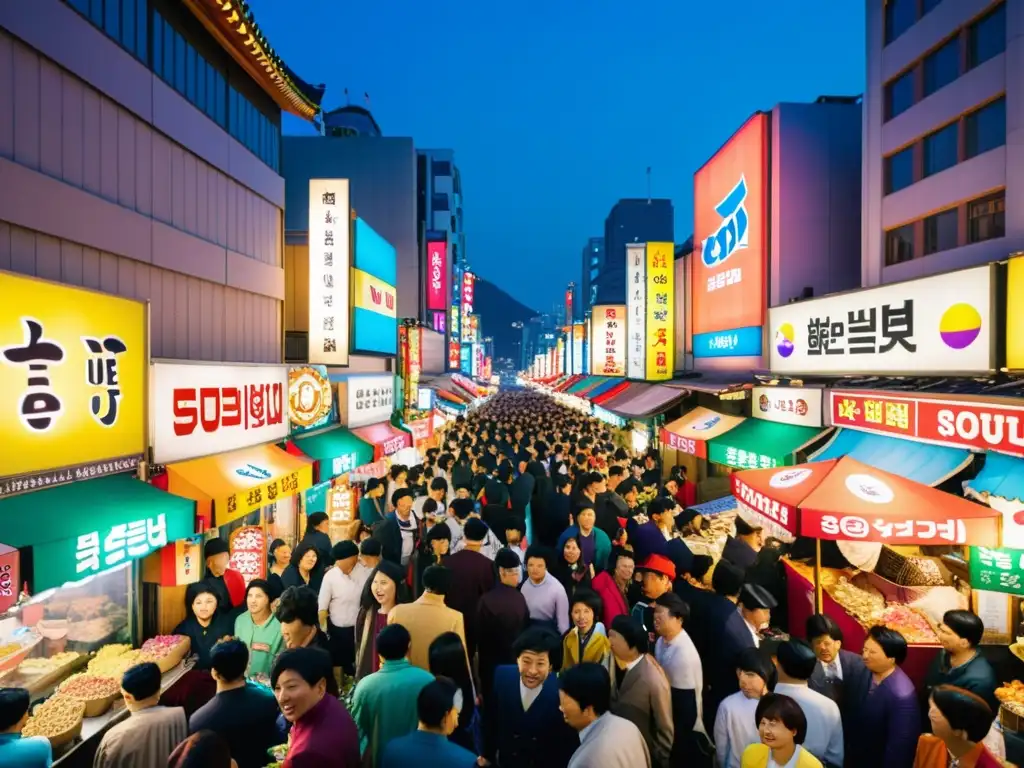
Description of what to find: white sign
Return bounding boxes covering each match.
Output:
[76,513,168,575]
[344,375,394,428]
[751,386,823,428]
[768,266,994,375]
[571,326,585,376]
[150,362,289,464]
[417,387,433,411]
[626,244,646,378]
[308,179,351,366]
[591,304,626,377]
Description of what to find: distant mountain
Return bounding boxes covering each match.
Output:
[473,278,539,362]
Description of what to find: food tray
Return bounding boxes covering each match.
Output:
[141,636,191,673]
[0,634,42,673]
[863,570,932,605]
[58,675,122,717]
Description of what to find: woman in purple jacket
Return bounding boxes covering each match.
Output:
[850,625,922,768]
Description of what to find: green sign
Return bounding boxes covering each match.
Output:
[969,547,1024,595]
[708,443,781,470]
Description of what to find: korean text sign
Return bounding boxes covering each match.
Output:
[308,179,350,365]
[970,547,1024,596]
[342,375,394,428]
[426,241,448,311]
[752,386,823,428]
[352,217,397,355]
[692,113,768,354]
[645,242,674,380]
[151,363,288,464]
[626,244,646,378]
[769,266,994,375]
[0,273,146,484]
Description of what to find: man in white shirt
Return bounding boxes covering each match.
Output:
[318,540,370,677]
[772,639,844,768]
[652,593,711,764]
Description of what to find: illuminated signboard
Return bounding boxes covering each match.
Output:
[308,179,350,365]
[626,244,646,378]
[426,241,448,311]
[645,242,674,380]
[352,217,397,356]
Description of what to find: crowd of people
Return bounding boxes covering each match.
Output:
[0,390,1016,768]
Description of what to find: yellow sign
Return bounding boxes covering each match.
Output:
[0,272,146,484]
[645,242,674,380]
[352,269,396,318]
[1009,257,1024,370]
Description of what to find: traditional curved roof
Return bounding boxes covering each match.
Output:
[183,0,325,121]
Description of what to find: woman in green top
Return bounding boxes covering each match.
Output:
[359,477,387,528]
[233,579,283,679]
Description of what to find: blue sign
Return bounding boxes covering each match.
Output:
[701,176,749,267]
[353,218,398,355]
[592,405,626,428]
[460,345,472,374]
[692,326,762,358]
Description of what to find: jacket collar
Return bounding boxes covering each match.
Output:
[418,592,447,607]
[380,659,412,673]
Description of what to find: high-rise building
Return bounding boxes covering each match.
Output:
[863,0,1018,287]
[580,236,605,317]
[417,149,465,318]
[599,199,674,305]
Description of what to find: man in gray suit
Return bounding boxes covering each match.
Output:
[558,663,651,768]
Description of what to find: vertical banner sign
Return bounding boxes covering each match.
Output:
[308,180,350,365]
[572,324,585,376]
[407,325,422,412]
[398,325,409,407]
[592,305,626,376]
[565,288,574,323]
[426,241,448,311]
[626,244,647,379]
[645,242,674,380]
[1009,256,1024,370]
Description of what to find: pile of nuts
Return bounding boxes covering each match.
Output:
[22,696,86,739]
[59,674,120,700]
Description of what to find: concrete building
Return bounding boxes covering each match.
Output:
[417,149,465,320]
[863,0,1018,287]
[324,104,382,137]
[580,236,604,317]
[0,0,322,363]
[599,199,674,305]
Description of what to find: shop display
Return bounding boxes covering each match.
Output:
[58,673,122,716]
[86,649,149,678]
[141,635,191,673]
[0,651,85,695]
[22,695,86,747]
[94,643,133,659]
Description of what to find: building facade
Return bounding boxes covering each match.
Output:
[599,198,674,305]
[0,0,322,364]
[417,148,465,328]
[580,236,604,318]
[863,0,1020,287]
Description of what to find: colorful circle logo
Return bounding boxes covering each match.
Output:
[692,416,721,432]
[939,303,982,350]
[775,323,795,358]
[758,394,770,413]
[769,468,813,489]
[844,474,894,505]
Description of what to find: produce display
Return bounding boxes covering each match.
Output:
[22,695,86,741]
[95,644,133,659]
[879,604,938,644]
[17,652,81,673]
[141,635,186,657]
[829,576,885,625]
[59,673,120,700]
[87,649,149,678]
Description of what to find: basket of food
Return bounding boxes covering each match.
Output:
[87,649,150,679]
[141,635,191,674]
[94,643,133,659]
[997,681,1024,732]
[874,546,943,587]
[58,673,121,717]
[23,695,87,748]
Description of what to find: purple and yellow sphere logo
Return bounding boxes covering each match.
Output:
[939,303,982,350]
[775,322,796,358]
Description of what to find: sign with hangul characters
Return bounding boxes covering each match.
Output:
[769,266,994,375]
[0,272,147,491]
[591,305,626,377]
[752,386,823,428]
[710,444,778,470]
[340,375,395,429]
[327,485,354,523]
[221,468,309,526]
[733,477,795,534]
[151,363,288,464]
[308,179,350,365]
[645,242,674,380]
[807,513,969,545]
[0,544,19,614]
[228,525,266,586]
[970,547,1024,596]
[626,244,647,379]
[829,390,1024,458]
[426,241,448,311]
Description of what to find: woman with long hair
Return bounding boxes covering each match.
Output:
[552,535,593,599]
[354,559,410,681]
[280,541,323,593]
[561,587,611,672]
[385,464,409,513]
[428,632,480,757]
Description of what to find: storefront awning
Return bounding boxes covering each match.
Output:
[661,407,745,458]
[0,474,196,592]
[591,379,631,405]
[351,422,412,460]
[553,375,583,392]
[566,376,602,395]
[600,382,651,410]
[167,444,313,528]
[707,420,829,470]
[965,452,1024,504]
[584,378,622,401]
[292,427,375,479]
[606,384,688,419]
[809,428,973,487]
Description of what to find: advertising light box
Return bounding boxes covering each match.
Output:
[288,365,336,435]
[308,179,350,365]
[426,241,448,312]
[352,218,397,355]
[692,113,768,358]
[769,266,995,375]
[626,244,646,378]
[752,386,823,428]
[645,242,674,380]
[591,305,626,377]
[339,374,394,429]
[1008,256,1024,370]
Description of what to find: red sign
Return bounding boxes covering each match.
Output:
[803,513,969,546]
[660,427,707,459]
[565,288,573,320]
[733,476,795,533]
[426,242,448,311]
[407,417,434,442]
[0,544,18,614]
[829,390,1024,458]
[448,340,460,369]
[172,384,285,436]
[462,272,475,312]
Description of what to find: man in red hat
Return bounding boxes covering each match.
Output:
[631,553,675,647]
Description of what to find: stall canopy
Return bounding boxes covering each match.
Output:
[661,407,745,458]
[732,456,1000,546]
[810,428,972,487]
[599,382,650,410]
[351,422,413,460]
[707,419,829,470]
[591,380,630,405]
[566,376,603,395]
[584,378,622,401]
[966,452,1024,503]
[554,375,583,392]
[292,427,375,480]
[167,444,313,528]
[606,384,688,419]
[0,474,196,592]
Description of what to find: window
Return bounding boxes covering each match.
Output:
[884,147,914,194]
[104,0,119,42]
[968,3,1006,69]
[924,209,958,255]
[968,191,1005,243]
[965,97,1006,159]
[885,224,915,265]
[884,70,915,121]
[923,123,958,177]
[922,0,942,15]
[884,0,916,45]
[433,160,452,176]
[432,193,450,212]
[63,0,148,62]
[923,38,960,96]
[227,85,281,172]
